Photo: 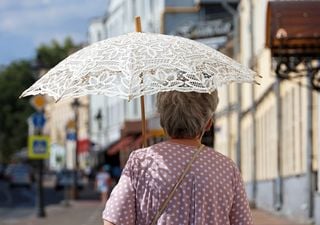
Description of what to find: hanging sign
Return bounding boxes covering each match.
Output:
[28,135,50,159]
[30,95,46,111]
[31,112,46,129]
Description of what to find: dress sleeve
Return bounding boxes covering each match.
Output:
[102,152,137,225]
[229,165,253,225]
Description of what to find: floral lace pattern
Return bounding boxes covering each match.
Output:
[21,32,257,101]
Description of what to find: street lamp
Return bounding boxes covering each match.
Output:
[94,109,103,167]
[95,108,103,147]
[70,98,80,199]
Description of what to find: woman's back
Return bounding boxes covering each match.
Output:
[103,141,252,225]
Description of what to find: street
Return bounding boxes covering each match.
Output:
[0,174,102,225]
[0,200,104,225]
[0,180,35,222]
[0,176,64,222]
[0,180,63,208]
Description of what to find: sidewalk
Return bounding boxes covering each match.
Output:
[252,209,309,225]
[0,180,104,225]
[1,199,104,225]
[1,204,310,225]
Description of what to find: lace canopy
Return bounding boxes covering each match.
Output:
[21,32,257,101]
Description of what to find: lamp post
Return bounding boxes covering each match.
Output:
[70,98,80,199]
[95,109,103,167]
[95,108,103,148]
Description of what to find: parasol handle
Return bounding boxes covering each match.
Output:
[135,16,142,33]
[135,16,147,148]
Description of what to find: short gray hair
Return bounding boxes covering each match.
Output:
[156,91,219,138]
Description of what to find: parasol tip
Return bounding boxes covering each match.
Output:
[254,80,261,85]
[54,93,66,103]
[19,91,29,99]
[253,73,262,85]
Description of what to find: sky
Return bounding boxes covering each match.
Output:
[0,0,108,65]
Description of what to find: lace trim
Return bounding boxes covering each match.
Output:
[21,32,257,101]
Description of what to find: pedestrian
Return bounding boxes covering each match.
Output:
[96,165,111,204]
[102,91,253,225]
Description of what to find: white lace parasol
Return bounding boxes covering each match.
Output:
[21,32,257,101]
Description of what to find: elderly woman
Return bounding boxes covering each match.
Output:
[102,91,253,225]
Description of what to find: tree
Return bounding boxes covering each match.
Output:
[0,37,80,162]
[0,61,35,162]
[36,37,79,68]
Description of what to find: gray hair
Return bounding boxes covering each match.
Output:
[156,91,219,138]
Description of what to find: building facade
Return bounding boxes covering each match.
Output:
[213,0,320,224]
[88,0,320,223]
[88,0,161,166]
[88,0,238,163]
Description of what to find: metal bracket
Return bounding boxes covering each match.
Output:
[274,56,320,91]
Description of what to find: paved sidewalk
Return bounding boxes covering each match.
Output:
[0,182,310,225]
[1,205,311,225]
[252,209,310,225]
[1,200,104,225]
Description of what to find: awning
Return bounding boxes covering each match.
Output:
[107,136,135,156]
[266,1,320,56]
[148,129,165,137]
[77,139,90,153]
[131,135,144,150]
[130,129,166,149]
[106,129,166,156]
[121,120,146,136]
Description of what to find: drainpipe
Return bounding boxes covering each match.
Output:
[306,63,314,219]
[274,76,283,211]
[318,76,320,195]
[318,73,320,208]
[227,87,232,159]
[249,0,257,208]
[221,0,242,171]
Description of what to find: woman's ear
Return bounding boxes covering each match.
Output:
[205,119,213,131]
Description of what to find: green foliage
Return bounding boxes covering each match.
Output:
[36,37,78,68]
[0,61,35,162]
[0,37,80,162]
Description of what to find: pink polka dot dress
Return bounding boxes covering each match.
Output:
[102,141,253,225]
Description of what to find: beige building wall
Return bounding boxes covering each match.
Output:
[280,80,305,176]
[46,97,89,144]
[255,93,277,180]
[214,115,229,157]
[241,114,253,182]
[45,96,89,169]
[279,77,318,176]
[215,85,230,157]
[215,85,237,163]
[215,0,319,187]
[255,49,273,98]
[216,86,228,112]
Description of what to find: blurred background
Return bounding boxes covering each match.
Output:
[0,0,320,225]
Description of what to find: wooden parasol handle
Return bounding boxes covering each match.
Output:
[135,16,147,148]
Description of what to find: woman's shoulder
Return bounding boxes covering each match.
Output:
[127,144,157,162]
[204,146,238,169]
[131,142,165,154]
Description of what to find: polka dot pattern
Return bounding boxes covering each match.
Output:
[102,141,253,225]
